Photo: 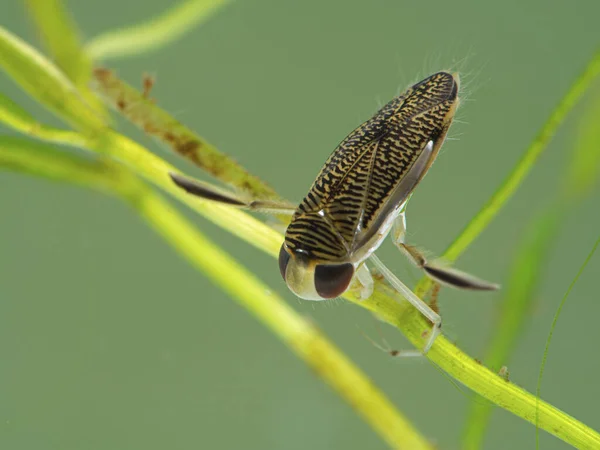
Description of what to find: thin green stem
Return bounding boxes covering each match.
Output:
[444,50,600,262]
[0,93,87,148]
[535,235,600,447]
[24,0,90,86]
[462,209,561,450]
[0,137,433,450]
[85,0,231,60]
[415,50,600,298]
[22,0,107,120]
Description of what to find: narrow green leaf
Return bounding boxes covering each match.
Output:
[565,90,600,199]
[0,93,87,147]
[0,136,115,190]
[24,0,91,86]
[0,26,105,131]
[86,0,231,61]
[23,0,107,119]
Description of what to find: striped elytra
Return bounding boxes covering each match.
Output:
[283,71,460,266]
[169,69,496,331]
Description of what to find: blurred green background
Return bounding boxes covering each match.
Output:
[1,1,599,449]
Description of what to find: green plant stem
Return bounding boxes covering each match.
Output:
[85,0,231,60]
[462,209,561,450]
[0,137,433,450]
[0,93,283,257]
[24,0,90,86]
[99,130,285,257]
[347,280,600,449]
[0,26,105,132]
[0,93,87,147]
[22,0,107,121]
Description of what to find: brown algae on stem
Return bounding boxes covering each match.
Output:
[91,67,281,200]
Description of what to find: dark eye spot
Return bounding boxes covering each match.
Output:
[314,263,355,299]
[278,244,291,281]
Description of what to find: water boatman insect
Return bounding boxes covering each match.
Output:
[170,71,499,354]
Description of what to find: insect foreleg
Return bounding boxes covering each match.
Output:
[361,329,423,359]
[368,254,441,354]
[169,172,296,215]
[354,263,374,300]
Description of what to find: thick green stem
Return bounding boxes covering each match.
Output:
[354,283,600,449]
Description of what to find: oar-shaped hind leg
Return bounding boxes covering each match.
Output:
[392,210,499,291]
[169,172,297,215]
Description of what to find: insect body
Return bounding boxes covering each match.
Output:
[170,71,498,353]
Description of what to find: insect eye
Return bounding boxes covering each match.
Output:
[314,263,355,299]
[278,244,291,280]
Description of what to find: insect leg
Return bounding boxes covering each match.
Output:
[354,263,374,300]
[169,172,297,215]
[392,215,499,291]
[393,205,409,244]
[368,254,440,354]
[361,328,423,358]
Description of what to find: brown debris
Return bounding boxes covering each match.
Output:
[427,283,441,314]
[499,366,510,382]
[142,73,155,99]
[93,67,112,81]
